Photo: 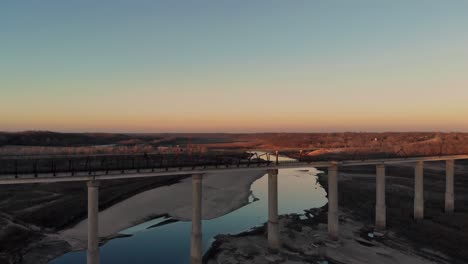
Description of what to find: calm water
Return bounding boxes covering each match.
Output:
[50,167,327,264]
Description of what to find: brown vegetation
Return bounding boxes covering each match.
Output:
[1,132,468,158]
[237,132,468,158]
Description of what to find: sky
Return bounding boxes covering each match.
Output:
[1,0,468,133]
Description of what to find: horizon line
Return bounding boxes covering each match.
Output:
[1,130,468,135]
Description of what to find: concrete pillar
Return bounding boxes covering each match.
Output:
[445,160,455,213]
[87,181,100,264]
[328,165,339,240]
[375,164,386,231]
[414,161,424,220]
[268,169,280,251]
[191,174,203,264]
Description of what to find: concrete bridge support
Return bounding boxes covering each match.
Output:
[87,180,100,264]
[414,161,424,220]
[328,165,339,240]
[268,169,280,252]
[445,160,455,213]
[375,164,386,231]
[191,174,203,264]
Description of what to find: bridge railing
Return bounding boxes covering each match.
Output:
[0,153,288,177]
[2,150,467,178]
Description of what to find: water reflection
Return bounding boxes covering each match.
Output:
[51,168,327,264]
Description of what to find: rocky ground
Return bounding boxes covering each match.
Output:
[205,160,468,264]
[205,209,446,264]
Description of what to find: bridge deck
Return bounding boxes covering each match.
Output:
[1,154,467,185]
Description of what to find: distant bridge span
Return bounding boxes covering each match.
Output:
[1,153,467,264]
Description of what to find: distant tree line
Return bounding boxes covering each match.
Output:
[245,132,468,157]
[0,131,137,147]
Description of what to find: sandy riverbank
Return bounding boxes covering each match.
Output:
[59,170,267,250]
[0,176,187,264]
[17,169,267,264]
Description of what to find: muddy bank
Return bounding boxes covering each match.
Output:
[205,161,468,263]
[0,175,187,264]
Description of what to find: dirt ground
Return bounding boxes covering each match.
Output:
[335,160,468,263]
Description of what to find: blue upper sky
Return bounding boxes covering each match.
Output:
[2,1,468,132]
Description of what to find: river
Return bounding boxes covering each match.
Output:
[50,153,327,264]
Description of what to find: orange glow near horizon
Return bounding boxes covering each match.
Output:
[2,2,468,133]
[2,107,468,133]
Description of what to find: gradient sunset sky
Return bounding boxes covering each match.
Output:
[2,1,468,133]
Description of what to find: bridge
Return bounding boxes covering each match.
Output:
[1,152,468,264]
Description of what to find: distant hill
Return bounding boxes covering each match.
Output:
[2,131,468,157]
[0,131,237,147]
[0,131,138,147]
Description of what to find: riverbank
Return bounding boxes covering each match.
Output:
[51,168,326,264]
[59,170,266,249]
[205,161,468,263]
[0,175,187,264]
[205,209,444,264]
